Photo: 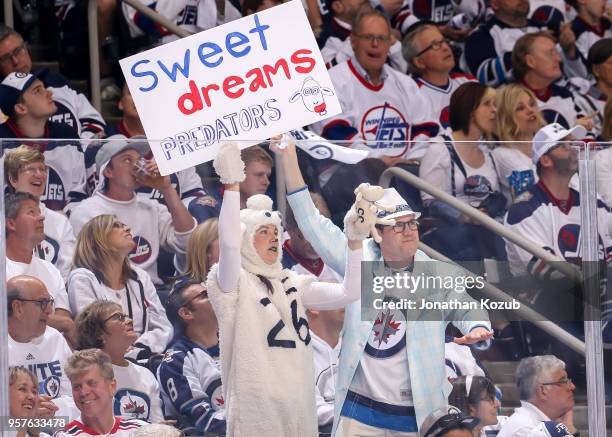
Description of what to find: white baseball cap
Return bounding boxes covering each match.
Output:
[532,123,586,164]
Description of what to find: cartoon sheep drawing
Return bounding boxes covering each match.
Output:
[289,76,334,116]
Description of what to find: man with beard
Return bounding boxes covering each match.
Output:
[503,123,612,348]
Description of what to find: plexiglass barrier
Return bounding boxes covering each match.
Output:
[0,137,608,434]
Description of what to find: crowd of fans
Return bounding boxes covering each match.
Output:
[1,0,612,436]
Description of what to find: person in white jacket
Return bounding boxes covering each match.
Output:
[206,142,369,436]
[5,145,76,281]
[8,366,52,437]
[68,214,173,364]
[74,300,164,424]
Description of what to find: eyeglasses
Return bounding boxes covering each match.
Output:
[353,33,391,44]
[20,165,48,175]
[391,219,420,233]
[104,312,130,324]
[182,289,208,308]
[16,297,54,311]
[541,378,573,387]
[0,43,27,65]
[415,38,450,57]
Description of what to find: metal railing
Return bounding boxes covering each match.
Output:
[379,147,609,437]
[87,0,193,112]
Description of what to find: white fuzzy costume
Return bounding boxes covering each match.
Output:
[208,143,362,436]
[208,191,363,437]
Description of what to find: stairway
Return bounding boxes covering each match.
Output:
[484,361,612,436]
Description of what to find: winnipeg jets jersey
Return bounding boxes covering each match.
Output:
[415,73,477,133]
[571,17,612,62]
[528,83,587,130]
[122,0,242,43]
[113,362,164,423]
[34,203,76,282]
[392,0,459,37]
[0,120,90,211]
[311,59,439,159]
[9,327,77,419]
[157,336,226,435]
[41,70,106,139]
[464,16,586,86]
[53,417,147,436]
[504,181,612,278]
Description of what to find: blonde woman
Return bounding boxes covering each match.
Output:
[182,218,219,283]
[8,366,50,437]
[67,215,173,364]
[492,84,545,201]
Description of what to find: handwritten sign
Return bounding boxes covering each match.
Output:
[119,0,341,175]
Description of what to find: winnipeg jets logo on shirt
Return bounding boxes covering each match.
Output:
[114,389,151,420]
[129,236,152,264]
[41,376,61,398]
[361,103,410,156]
[35,236,61,264]
[542,109,570,129]
[365,308,407,358]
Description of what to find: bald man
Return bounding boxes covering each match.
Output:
[7,275,77,420]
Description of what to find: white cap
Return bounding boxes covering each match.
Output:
[376,188,421,221]
[532,123,586,164]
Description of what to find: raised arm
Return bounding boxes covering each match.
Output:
[213,143,247,293]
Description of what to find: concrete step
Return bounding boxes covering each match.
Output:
[32,60,60,73]
[483,361,518,384]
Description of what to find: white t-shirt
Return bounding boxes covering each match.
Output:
[8,327,78,420]
[34,203,76,282]
[490,146,537,203]
[420,138,500,206]
[7,257,70,312]
[112,362,164,423]
[69,192,195,284]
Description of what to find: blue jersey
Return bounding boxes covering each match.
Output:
[157,336,226,435]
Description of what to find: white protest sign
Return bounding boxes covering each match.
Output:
[119,0,341,175]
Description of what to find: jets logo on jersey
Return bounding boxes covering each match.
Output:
[364,307,407,358]
[114,389,151,420]
[129,236,152,264]
[177,5,197,25]
[211,385,224,410]
[360,104,410,157]
[558,223,607,264]
[542,109,570,129]
[413,0,453,22]
[41,167,66,210]
[41,376,61,398]
[137,174,181,204]
[440,106,450,129]
[35,236,61,264]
